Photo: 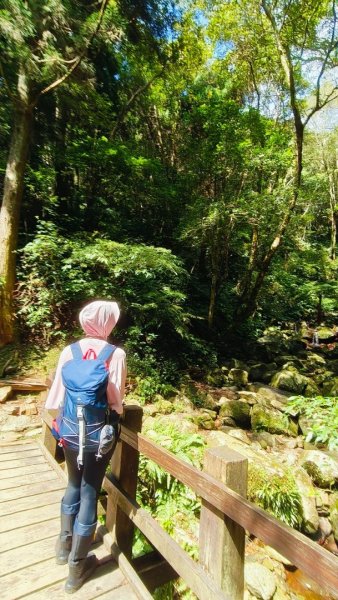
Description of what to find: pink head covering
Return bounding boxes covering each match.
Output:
[79,300,120,339]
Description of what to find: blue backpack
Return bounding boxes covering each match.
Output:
[57,342,116,466]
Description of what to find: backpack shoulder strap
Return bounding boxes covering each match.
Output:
[70,342,83,360]
[97,343,116,362]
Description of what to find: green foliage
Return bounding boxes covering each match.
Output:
[256,485,303,529]
[248,464,303,529]
[154,580,197,600]
[136,419,204,557]
[286,395,338,451]
[0,341,64,380]
[133,376,176,404]
[16,222,189,348]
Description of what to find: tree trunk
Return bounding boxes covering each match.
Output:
[0,106,33,345]
[230,0,307,322]
[208,219,233,329]
[208,272,218,329]
[328,172,337,261]
[236,123,303,324]
[54,98,73,213]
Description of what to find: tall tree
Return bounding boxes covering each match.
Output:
[0,0,114,344]
[205,0,338,322]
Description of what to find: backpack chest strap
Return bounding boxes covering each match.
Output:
[77,406,85,468]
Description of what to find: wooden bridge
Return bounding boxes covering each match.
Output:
[0,404,338,600]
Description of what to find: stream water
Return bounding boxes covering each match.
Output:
[285,567,333,599]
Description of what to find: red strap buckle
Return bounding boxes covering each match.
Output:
[83,348,97,360]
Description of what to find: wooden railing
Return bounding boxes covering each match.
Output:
[42,405,338,600]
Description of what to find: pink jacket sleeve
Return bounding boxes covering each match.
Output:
[44,346,71,409]
[107,347,126,414]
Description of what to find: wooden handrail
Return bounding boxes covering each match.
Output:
[103,476,229,600]
[120,424,338,597]
[41,408,338,599]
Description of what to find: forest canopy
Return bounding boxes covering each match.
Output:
[0,0,337,369]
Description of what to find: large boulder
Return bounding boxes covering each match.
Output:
[251,404,298,437]
[271,367,319,396]
[229,368,249,387]
[244,562,277,600]
[301,450,338,487]
[294,467,319,534]
[247,384,291,407]
[304,353,326,369]
[219,399,251,427]
[261,327,305,355]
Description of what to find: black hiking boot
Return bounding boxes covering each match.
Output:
[64,533,97,594]
[55,513,76,565]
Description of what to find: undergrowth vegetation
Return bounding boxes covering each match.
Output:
[136,419,204,555]
[286,395,338,451]
[248,464,303,529]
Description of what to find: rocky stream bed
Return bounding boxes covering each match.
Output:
[1,326,338,600]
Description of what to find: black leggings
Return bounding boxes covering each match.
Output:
[63,447,113,527]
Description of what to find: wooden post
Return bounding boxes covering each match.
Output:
[199,446,248,600]
[41,409,59,460]
[106,404,143,558]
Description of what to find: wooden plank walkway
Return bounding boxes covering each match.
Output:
[0,440,138,600]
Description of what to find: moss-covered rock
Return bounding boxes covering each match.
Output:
[229,368,249,387]
[205,368,228,387]
[303,379,321,397]
[275,355,304,369]
[252,431,276,449]
[317,326,336,340]
[294,467,319,534]
[153,397,174,414]
[220,416,237,427]
[251,404,298,437]
[271,367,309,394]
[257,328,292,358]
[301,450,338,487]
[247,384,290,405]
[219,399,251,427]
[304,353,326,368]
[312,370,333,386]
[194,410,217,430]
[238,391,259,405]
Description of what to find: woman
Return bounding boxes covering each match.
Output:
[45,300,126,593]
